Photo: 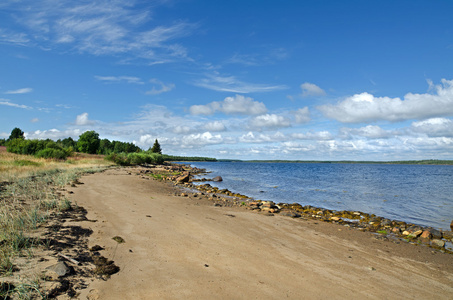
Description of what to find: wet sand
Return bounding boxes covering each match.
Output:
[71,167,453,299]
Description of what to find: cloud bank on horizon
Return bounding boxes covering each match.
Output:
[1,0,453,160]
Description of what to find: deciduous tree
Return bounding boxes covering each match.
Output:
[77,131,100,154]
[8,127,24,140]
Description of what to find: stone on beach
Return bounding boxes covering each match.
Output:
[392,227,401,234]
[420,230,432,239]
[280,210,301,218]
[212,176,223,182]
[427,228,442,239]
[431,239,445,248]
[46,261,71,279]
[176,173,190,183]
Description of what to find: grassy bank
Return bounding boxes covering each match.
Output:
[0,146,113,298]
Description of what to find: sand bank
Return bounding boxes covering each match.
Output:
[70,167,453,299]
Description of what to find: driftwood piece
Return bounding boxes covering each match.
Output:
[58,253,80,265]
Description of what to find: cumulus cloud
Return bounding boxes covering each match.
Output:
[189,105,214,115]
[138,134,157,146]
[292,107,311,123]
[146,79,175,95]
[300,82,326,97]
[400,136,453,156]
[411,118,453,137]
[75,112,95,126]
[30,118,39,123]
[339,125,392,139]
[249,114,291,130]
[281,141,317,153]
[190,95,267,116]
[172,125,193,134]
[291,131,333,140]
[204,121,226,132]
[239,131,286,143]
[5,87,33,94]
[180,132,223,147]
[318,79,453,123]
[26,128,83,140]
[0,99,32,109]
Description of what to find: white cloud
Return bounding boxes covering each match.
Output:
[339,125,392,139]
[145,79,175,95]
[1,1,195,64]
[411,118,453,137]
[281,141,317,153]
[75,112,95,126]
[291,131,333,140]
[190,95,267,116]
[189,105,214,115]
[0,99,32,109]
[402,137,453,156]
[30,118,40,123]
[138,134,155,146]
[318,79,453,123]
[26,128,83,140]
[193,73,288,93]
[180,132,223,147]
[249,114,291,130]
[0,28,30,45]
[300,82,326,97]
[95,76,144,84]
[204,121,226,132]
[172,125,193,134]
[5,88,33,94]
[239,131,286,143]
[292,107,311,123]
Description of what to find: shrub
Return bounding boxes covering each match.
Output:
[106,152,163,166]
[35,148,68,160]
[105,153,130,165]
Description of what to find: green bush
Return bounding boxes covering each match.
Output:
[7,138,72,160]
[6,138,24,154]
[106,152,163,166]
[105,153,129,165]
[35,148,68,160]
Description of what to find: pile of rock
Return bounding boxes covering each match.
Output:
[276,203,453,253]
[246,201,280,213]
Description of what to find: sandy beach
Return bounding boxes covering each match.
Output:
[68,167,453,299]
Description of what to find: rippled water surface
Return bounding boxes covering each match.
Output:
[184,162,453,230]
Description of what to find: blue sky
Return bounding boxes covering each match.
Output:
[1,0,453,160]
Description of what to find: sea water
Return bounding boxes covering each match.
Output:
[183,162,453,231]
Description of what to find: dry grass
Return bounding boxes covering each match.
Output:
[0,146,114,298]
[0,146,113,182]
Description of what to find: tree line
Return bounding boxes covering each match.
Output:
[1,128,162,161]
[1,127,217,163]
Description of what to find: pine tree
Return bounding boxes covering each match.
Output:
[150,139,162,154]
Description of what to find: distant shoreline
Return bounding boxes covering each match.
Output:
[215,159,453,165]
